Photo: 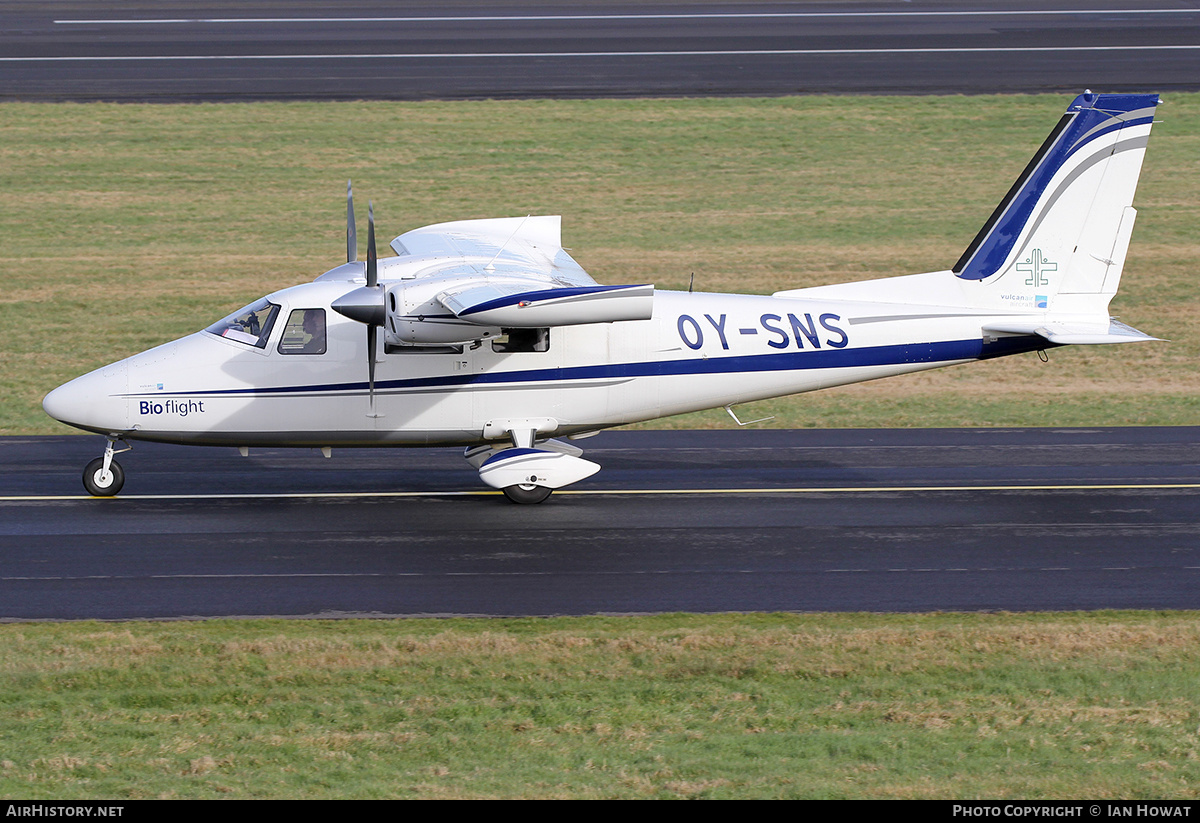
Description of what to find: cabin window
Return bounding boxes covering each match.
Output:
[278,309,327,355]
[205,298,280,349]
[491,328,550,353]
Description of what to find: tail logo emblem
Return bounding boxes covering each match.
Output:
[1018,249,1057,288]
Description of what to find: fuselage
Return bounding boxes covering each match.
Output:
[42,278,1047,447]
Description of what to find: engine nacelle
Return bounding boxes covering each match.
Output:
[384,282,501,345]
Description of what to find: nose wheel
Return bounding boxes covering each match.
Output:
[82,437,131,497]
[83,457,125,496]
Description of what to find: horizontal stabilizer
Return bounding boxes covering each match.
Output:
[477,448,601,490]
[983,318,1160,345]
[439,283,653,328]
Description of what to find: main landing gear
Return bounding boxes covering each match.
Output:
[466,430,601,504]
[501,482,554,505]
[82,438,130,497]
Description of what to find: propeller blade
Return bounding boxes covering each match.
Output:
[346,180,357,264]
[331,194,385,325]
[366,323,379,418]
[366,201,378,289]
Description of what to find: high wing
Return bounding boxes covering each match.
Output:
[390,215,593,286]
[327,214,653,345]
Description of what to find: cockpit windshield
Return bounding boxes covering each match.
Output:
[205,298,281,348]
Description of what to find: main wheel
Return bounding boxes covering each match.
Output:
[502,483,553,504]
[82,457,125,497]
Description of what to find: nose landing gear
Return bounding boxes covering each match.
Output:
[82,438,131,497]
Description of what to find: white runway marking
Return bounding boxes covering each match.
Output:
[53,10,1200,25]
[5,46,1199,63]
[3,565,1195,583]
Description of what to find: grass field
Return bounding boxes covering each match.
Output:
[3,93,1198,434]
[1,613,1199,800]
[3,95,1198,800]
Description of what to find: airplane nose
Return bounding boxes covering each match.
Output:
[43,363,129,434]
[43,383,78,426]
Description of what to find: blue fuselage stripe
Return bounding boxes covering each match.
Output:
[136,335,1045,399]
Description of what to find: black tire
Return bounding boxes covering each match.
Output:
[82,457,125,497]
[502,483,553,504]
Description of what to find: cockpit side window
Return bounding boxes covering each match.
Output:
[278,309,327,355]
[205,298,281,349]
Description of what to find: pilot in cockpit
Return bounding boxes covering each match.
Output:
[278,308,327,355]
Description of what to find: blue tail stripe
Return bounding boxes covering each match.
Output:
[954,92,1159,282]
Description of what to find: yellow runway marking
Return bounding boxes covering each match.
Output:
[563,483,1200,495]
[3,483,1200,502]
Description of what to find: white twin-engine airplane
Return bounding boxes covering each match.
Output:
[44,92,1162,503]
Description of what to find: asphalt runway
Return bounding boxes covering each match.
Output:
[5,3,1197,620]
[3,0,1199,100]
[4,428,1200,620]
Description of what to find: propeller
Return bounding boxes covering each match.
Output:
[364,201,381,418]
[330,183,385,418]
[346,180,357,264]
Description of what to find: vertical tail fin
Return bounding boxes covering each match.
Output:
[954,92,1159,315]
